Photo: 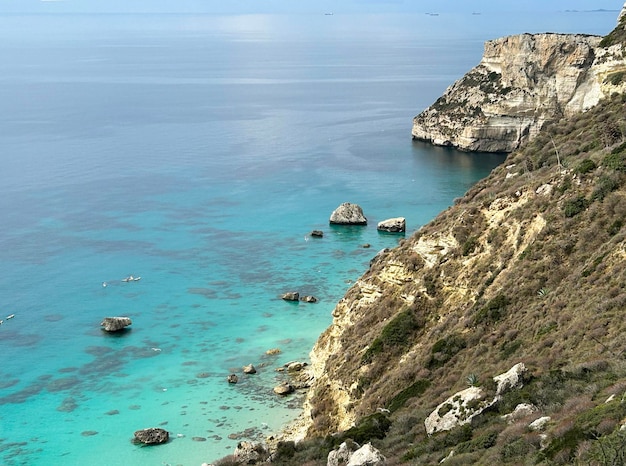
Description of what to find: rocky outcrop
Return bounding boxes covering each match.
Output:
[281,291,300,301]
[377,217,406,233]
[328,442,386,466]
[330,203,367,225]
[243,364,257,374]
[274,382,295,395]
[412,30,626,152]
[100,316,132,332]
[424,363,529,435]
[233,441,268,464]
[132,427,169,445]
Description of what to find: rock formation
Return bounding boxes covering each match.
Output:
[243,364,257,374]
[377,217,406,233]
[328,441,386,466]
[281,291,300,301]
[233,441,268,464]
[273,382,295,395]
[100,316,132,332]
[329,202,367,225]
[132,427,169,445]
[412,30,626,152]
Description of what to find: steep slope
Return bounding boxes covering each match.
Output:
[294,91,626,466]
[411,17,626,152]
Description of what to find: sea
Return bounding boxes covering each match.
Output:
[0,8,617,466]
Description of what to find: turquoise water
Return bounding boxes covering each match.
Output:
[0,9,616,466]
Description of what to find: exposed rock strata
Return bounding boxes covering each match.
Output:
[412,32,626,152]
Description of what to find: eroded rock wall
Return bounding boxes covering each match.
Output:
[412,31,626,152]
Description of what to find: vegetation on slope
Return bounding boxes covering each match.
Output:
[286,92,626,465]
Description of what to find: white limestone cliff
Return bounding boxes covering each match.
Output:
[412,26,626,152]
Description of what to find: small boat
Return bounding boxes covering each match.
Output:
[6,314,15,320]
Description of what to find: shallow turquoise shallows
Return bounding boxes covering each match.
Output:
[0,8,616,466]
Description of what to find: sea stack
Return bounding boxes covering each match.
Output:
[329,202,367,225]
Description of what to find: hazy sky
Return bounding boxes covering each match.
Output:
[0,0,623,14]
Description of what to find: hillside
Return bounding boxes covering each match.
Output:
[287,92,626,465]
[213,10,626,466]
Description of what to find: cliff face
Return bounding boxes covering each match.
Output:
[411,29,626,152]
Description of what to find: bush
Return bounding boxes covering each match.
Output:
[362,308,423,363]
[330,413,392,447]
[474,294,510,325]
[574,158,597,175]
[591,175,621,202]
[427,333,467,369]
[563,196,589,218]
[603,151,626,172]
[387,379,431,413]
[462,236,479,256]
[608,218,623,236]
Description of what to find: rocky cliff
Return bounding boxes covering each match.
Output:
[264,8,626,466]
[411,20,626,152]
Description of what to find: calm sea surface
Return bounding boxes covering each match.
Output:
[0,9,616,466]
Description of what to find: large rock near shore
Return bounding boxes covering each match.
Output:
[133,428,169,445]
[412,32,626,152]
[100,316,132,332]
[329,203,367,225]
[377,217,406,233]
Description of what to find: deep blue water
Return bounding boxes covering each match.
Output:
[0,9,617,466]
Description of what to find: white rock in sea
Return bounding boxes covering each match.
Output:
[329,202,367,225]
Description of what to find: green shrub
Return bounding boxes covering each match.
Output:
[456,430,498,454]
[574,158,597,174]
[608,218,624,236]
[273,441,296,460]
[438,403,454,417]
[500,339,522,358]
[427,333,467,369]
[387,379,431,413]
[591,175,621,202]
[474,294,510,325]
[603,151,626,172]
[362,308,423,363]
[538,426,585,462]
[462,236,479,256]
[563,196,589,217]
[331,413,391,447]
[605,71,626,85]
[500,437,534,462]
